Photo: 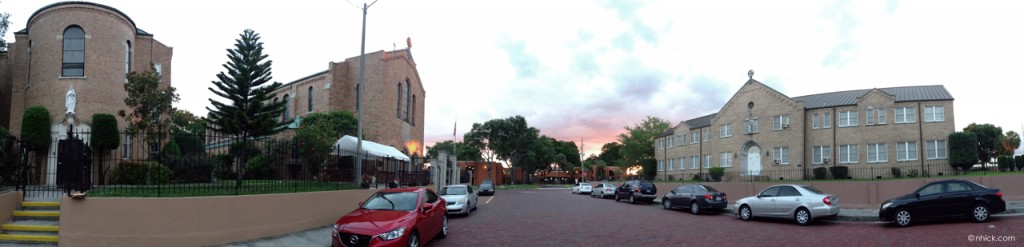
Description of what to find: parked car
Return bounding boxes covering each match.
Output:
[614,180,657,204]
[879,179,1006,227]
[332,187,447,247]
[571,182,593,194]
[440,184,478,216]
[662,184,727,214]
[590,183,617,199]
[478,179,495,196]
[735,184,840,226]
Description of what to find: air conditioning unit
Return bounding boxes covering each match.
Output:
[782,124,790,129]
[823,158,831,164]
[774,159,781,165]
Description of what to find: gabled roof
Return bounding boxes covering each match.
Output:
[685,113,717,129]
[656,128,675,138]
[793,85,952,109]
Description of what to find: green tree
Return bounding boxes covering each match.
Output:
[464,116,538,183]
[426,140,481,161]
[206,29,287,187]
[598,142,624,167]
[21,106,51,172]
[0,3,9,52]
[617,116,670,179]
[295,111,357,175]
[90,113,120,185]
[170,109,206,156]
[963,123,1003,168]
[998,131,1020,156]
[949,132,979,171]
[118,68,179,136]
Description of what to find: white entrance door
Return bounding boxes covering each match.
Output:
[747,146,762,176]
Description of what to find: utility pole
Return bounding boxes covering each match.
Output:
[355,0,379,186]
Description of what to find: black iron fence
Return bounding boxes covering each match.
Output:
[0,130,430,198]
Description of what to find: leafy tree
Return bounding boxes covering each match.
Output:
[997,155,1014,172]
[21,106,51,171]
[206,29,287,187]
[598,142,624,167]
[464,116,538,183]
[90,113,120,185]
[170,110,206,156]
[0,4,9,52]
[998,131,1020,156]
[963,123,1003,168]
[119,68,179,136]
[295,111,357,175]
[426,140,481,161]
[617,116,670,179]
[948,132,979,171]
[1015,155,1024,171]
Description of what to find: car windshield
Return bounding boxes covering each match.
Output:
[361,192,419,211]
[639,181,655,189]
[581,183,591,187]
[799,185,825,195]
[441,186,468,195]
[480,182,493,188]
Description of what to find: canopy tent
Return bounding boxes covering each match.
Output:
[332,135,411,162]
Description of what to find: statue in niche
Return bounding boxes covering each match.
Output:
[66,85,77,115]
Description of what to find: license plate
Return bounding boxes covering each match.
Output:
[715,197,720,201]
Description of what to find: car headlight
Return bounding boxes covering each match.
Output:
[334,224,340,232]
[881,202,892,209]
[377,227,405,241]
[459,198,467,204]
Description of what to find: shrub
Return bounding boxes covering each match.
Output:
[709,167,725,182]
[812,167,828,180]
[829,166,849,179]
[110,161,173,185]
[161,139,182,164]
[246,155,277,179]
[1016,155,1024,171]
[20,106,51,153]
[997,156,1014,172]
[907,169,919,178]
[692,173,702,181]
[667,175,674,181]
[215,154,235,180]
[891,167,902,178]
[171,154,215,183]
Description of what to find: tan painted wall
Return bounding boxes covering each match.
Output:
[654,174,1024,209]
[0,191,23,225]
[58,189,380,247]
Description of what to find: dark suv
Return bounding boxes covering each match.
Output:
[615,180,657,204]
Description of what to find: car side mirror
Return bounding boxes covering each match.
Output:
[358,201,364,207]
[422,203,434,212]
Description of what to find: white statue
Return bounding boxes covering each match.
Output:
[66,85,76,115]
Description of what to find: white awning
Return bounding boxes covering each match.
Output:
[332,135,411,162]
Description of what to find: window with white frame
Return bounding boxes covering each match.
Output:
[838,111,858,127]
[679,158,686,170]
[703,129,710,142]
[924,106,945,122]
[926,140,947,159]
[658,139,664,150]
[123,132,133,159]
[812,113,820,129]
[680,133,686,146]
[703,154,712,168]
[877,107,887,124]
[773,147,790,165]
[867,143,888,163]
[773,115,790,130]
[658,160,664,171]
[865,107,875,125]
[813,146,831,164]
[823,112,832,128]
[691,156,699,169]
[745,118,759,134]
[720,152,733,167]
[839,144,859,164]
[667,159,674,171]
[668,137,674,148]
[720,124,732,138]
[895,107,916,124]
[897,141,919,161]
[691,131,699,144]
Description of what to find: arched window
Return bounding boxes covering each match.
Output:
[404,79,411,121]
[62,26,86,77]
[282,94,290,121]
[307,86,314,112]
[125,40,132,79]
[396,83,402,118]
[411,94,416,125]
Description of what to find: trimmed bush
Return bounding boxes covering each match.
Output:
[1016,155,1024,171]
[709,167,725,182]
[997,155,1014,172]
[667,175,674,181]
[891,167,902,178]
[829,166,849,179]
[907,169,919,178]
[215,154,235,180]
[171,154,215,183]
[161,139,182,164]
[812,167,828,180]
[110,161,173,185]
[246,154,277,179]
[20,106,51,153]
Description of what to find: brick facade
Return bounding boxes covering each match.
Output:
[656,78,955,181]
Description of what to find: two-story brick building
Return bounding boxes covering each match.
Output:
[655,73,954,181]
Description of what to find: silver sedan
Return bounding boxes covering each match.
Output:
[734,184,840,225]
[590,183,616,199]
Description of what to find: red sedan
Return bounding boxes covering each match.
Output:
[332,187,448,247]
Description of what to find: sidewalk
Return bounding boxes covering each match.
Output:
[652,198,1024,222]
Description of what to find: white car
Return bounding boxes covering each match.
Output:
[440,184,478,216]
[590,183,616,199]
[735,184,840,226]
[571,182,593,194]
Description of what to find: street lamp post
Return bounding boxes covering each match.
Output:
[355,0,379,186]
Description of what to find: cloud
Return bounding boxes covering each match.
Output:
[820,0,861,69]
[498,38,541,79]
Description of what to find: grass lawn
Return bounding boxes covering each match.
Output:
[89,180,360,197]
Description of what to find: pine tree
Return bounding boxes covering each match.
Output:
[206,29,286,187]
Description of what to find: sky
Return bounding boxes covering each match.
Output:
[3,0,1024,157]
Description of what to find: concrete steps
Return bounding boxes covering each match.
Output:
[0,200,60,245]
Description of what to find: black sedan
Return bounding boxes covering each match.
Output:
[477,180,495,196]
[879,179,1006,227]
[662,184,727,214]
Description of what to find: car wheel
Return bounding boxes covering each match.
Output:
[408,231,420,247]
[691,202,701,215]
[971,203,990,223]
[894,208,912,228]
[795,208,811,226]
[662,198,671,210]
[739,205,752,221]
[629,194,636,204]
[438,215,449,238]
[614,194,620,202]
